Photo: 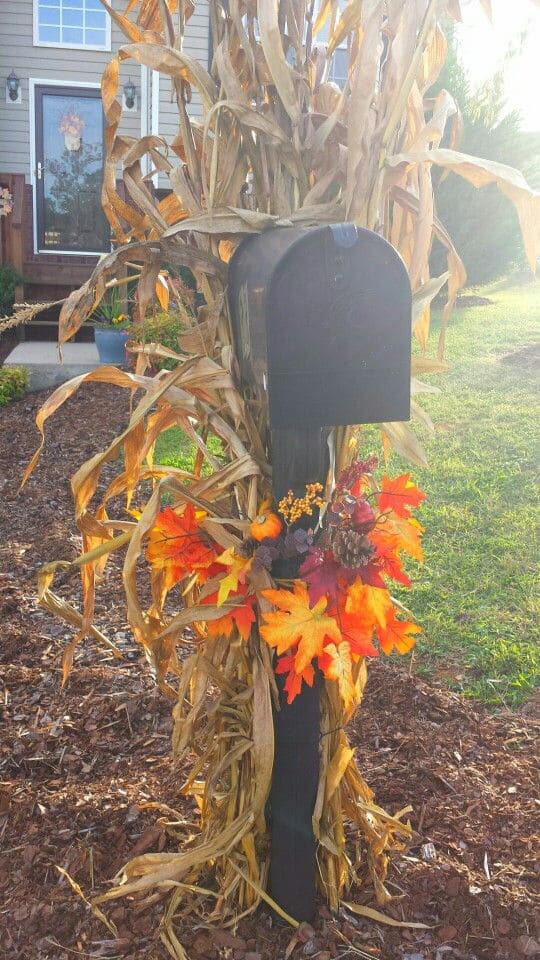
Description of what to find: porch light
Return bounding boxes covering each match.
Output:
[6,70,20,103]
[123,78,136,110]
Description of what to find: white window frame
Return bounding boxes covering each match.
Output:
[328,44,348,89]
[29,77,110,256]
[33,0,112,52]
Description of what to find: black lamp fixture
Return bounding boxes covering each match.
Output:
[123,77,136,109]
[6,69,20,102]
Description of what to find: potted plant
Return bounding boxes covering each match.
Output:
[92,287,131,366]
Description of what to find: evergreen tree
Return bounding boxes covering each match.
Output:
[430,30,540,285]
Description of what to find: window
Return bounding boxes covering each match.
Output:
[328,47,347,90]
[34,0,110,50]
[313,2,348,90]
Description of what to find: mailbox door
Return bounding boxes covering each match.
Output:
[266,225,412,429]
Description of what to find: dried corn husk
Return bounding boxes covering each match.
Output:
[21,0,539,948]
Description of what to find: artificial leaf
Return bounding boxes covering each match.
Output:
[299,549,342,604]
[376,610,421,655]
[260,582,342,672]
[377,473,426,519]
[356,560,387,590]
[215,547,252,606]
[204,586,256,641]
[344,579,393,632]
[338,607,379,659]
[385,513,425,563]
[319,641,355,709]
[147,505,217,585]
[369,527,412,588]
[275,653,315,705]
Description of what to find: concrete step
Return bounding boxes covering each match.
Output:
[4,341,101,391]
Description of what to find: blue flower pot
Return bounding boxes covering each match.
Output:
[94,327,129,366]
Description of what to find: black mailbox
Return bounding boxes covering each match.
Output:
[228,223,412,431]
[229,224,412,922]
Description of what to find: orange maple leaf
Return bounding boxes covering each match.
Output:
[387,513,424,563]
[204,586,256,641]
[373,512,424,564]
[319,641,356,709]
[368,526,412,587]
[147,505,218,584]
[337,605,379,659]
[260,581,342,673]
[275,653,315,704]
[377,473,426,519]
[344,578,393,632]
[376,610,421,655]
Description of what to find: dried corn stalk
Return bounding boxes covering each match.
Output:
[24,0,539,951]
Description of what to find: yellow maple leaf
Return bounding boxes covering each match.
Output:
[260,581,342,671]
[215,547,252,606]
[321,641,356,710]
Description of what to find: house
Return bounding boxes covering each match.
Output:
[0,0,210,310]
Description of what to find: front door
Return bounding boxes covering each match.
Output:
[35,85,110,254]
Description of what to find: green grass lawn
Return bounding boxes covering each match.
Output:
[155,428,223,474]
[155,280,539,707]
[387,279,540,706]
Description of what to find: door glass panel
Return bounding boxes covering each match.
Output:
[40,92,109,252]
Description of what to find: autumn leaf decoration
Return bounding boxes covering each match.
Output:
[144,459,425,709]
[259,458,426,705]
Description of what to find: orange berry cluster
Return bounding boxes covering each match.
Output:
[278,482,324,524]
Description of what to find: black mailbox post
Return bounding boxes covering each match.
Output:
[228,223,412,921]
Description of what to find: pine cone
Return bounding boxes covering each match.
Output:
[332,528,375,570]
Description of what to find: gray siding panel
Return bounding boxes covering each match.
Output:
[157,0,209,148]
[0,0,210,181]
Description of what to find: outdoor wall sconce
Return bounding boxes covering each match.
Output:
[123,78,137,111]
[6,70,21,104]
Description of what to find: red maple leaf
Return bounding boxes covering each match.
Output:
[299,549,342,604]
[356,559,387,590]
[275,653,315,704]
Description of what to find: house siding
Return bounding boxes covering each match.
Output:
[0,1,210,298]
[0,0,211,179]
[156,0,209,142]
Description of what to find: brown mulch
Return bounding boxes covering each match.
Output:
[0,385,539,960]
[454,295,495,309]
[500,342,540,372]
[433,295,495,310]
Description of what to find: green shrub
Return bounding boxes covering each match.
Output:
[0,366,28,406]
[132,310,185,370]
[0,265,23,317]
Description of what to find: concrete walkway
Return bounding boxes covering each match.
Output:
[3,341,101,391]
